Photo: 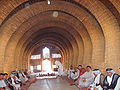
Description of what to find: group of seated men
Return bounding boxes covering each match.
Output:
[67,65,120,90]
[0,69,36,90]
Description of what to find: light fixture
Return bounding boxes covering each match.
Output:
[47,0,51,5]
[25,2,30,8]
[53,11,58,18]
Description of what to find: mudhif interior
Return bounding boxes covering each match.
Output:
[0,0,120,90]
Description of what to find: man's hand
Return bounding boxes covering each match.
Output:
[83,80,86,82]
[77,77,81,84]
[5,86,10,90]
[87,86,92,89]
[76,79,79,84]
[0,87,4,90]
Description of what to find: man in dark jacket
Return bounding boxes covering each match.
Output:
[103,68,120,90]
[3,73,16,90]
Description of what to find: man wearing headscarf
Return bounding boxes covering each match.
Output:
[0,73,9,90]
[3,73,15,90]
[11,74,21,90]
[67,65,74,79]
[71,67,80,82]
[103,68,120,90]
[89,69,104,90]
[18,70,26,84]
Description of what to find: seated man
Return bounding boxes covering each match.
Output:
[103,68,120,90]
[11,74,21,90]
[3,73,16,90]
[0,73,10,90]
[21,69,28,82]
[67,65,74,79]
[89,69,105,90]
[18,70,26,84]
[78,65,86,76]
[78,66,94,88]
[10,71,23,90]
[23,69,30,79]
[24,69,36,83]
[71,67,80,83]
[76,65,86,84]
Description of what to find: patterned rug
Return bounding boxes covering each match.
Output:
[36,76,57,79]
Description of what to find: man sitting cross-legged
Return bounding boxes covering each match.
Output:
[78,66,94,88]
[0,73,10,90]
[67,65,74,79]
[69,67,80,85]
[88,69,105,90]
[76,65,86,84]
[103,68,120,90]
[71,65,86,85]
[3,73,16,90]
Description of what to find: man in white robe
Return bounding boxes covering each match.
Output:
[21,70,28,82]
[78,66,94,87]
[18,70,26,83]
[103,68,120,90]
[71,67,79,81]
[89,69,104,90]
[67,65,74,79]
[0,73,10,90]
[11,74,21,90]
[0,79,7,90]
[55,60,63,76]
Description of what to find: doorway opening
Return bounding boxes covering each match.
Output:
[42,59,51,72]
[30,46,62,77]
[42,47,51,72]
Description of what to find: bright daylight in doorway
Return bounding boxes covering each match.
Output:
[43,59,51,72]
